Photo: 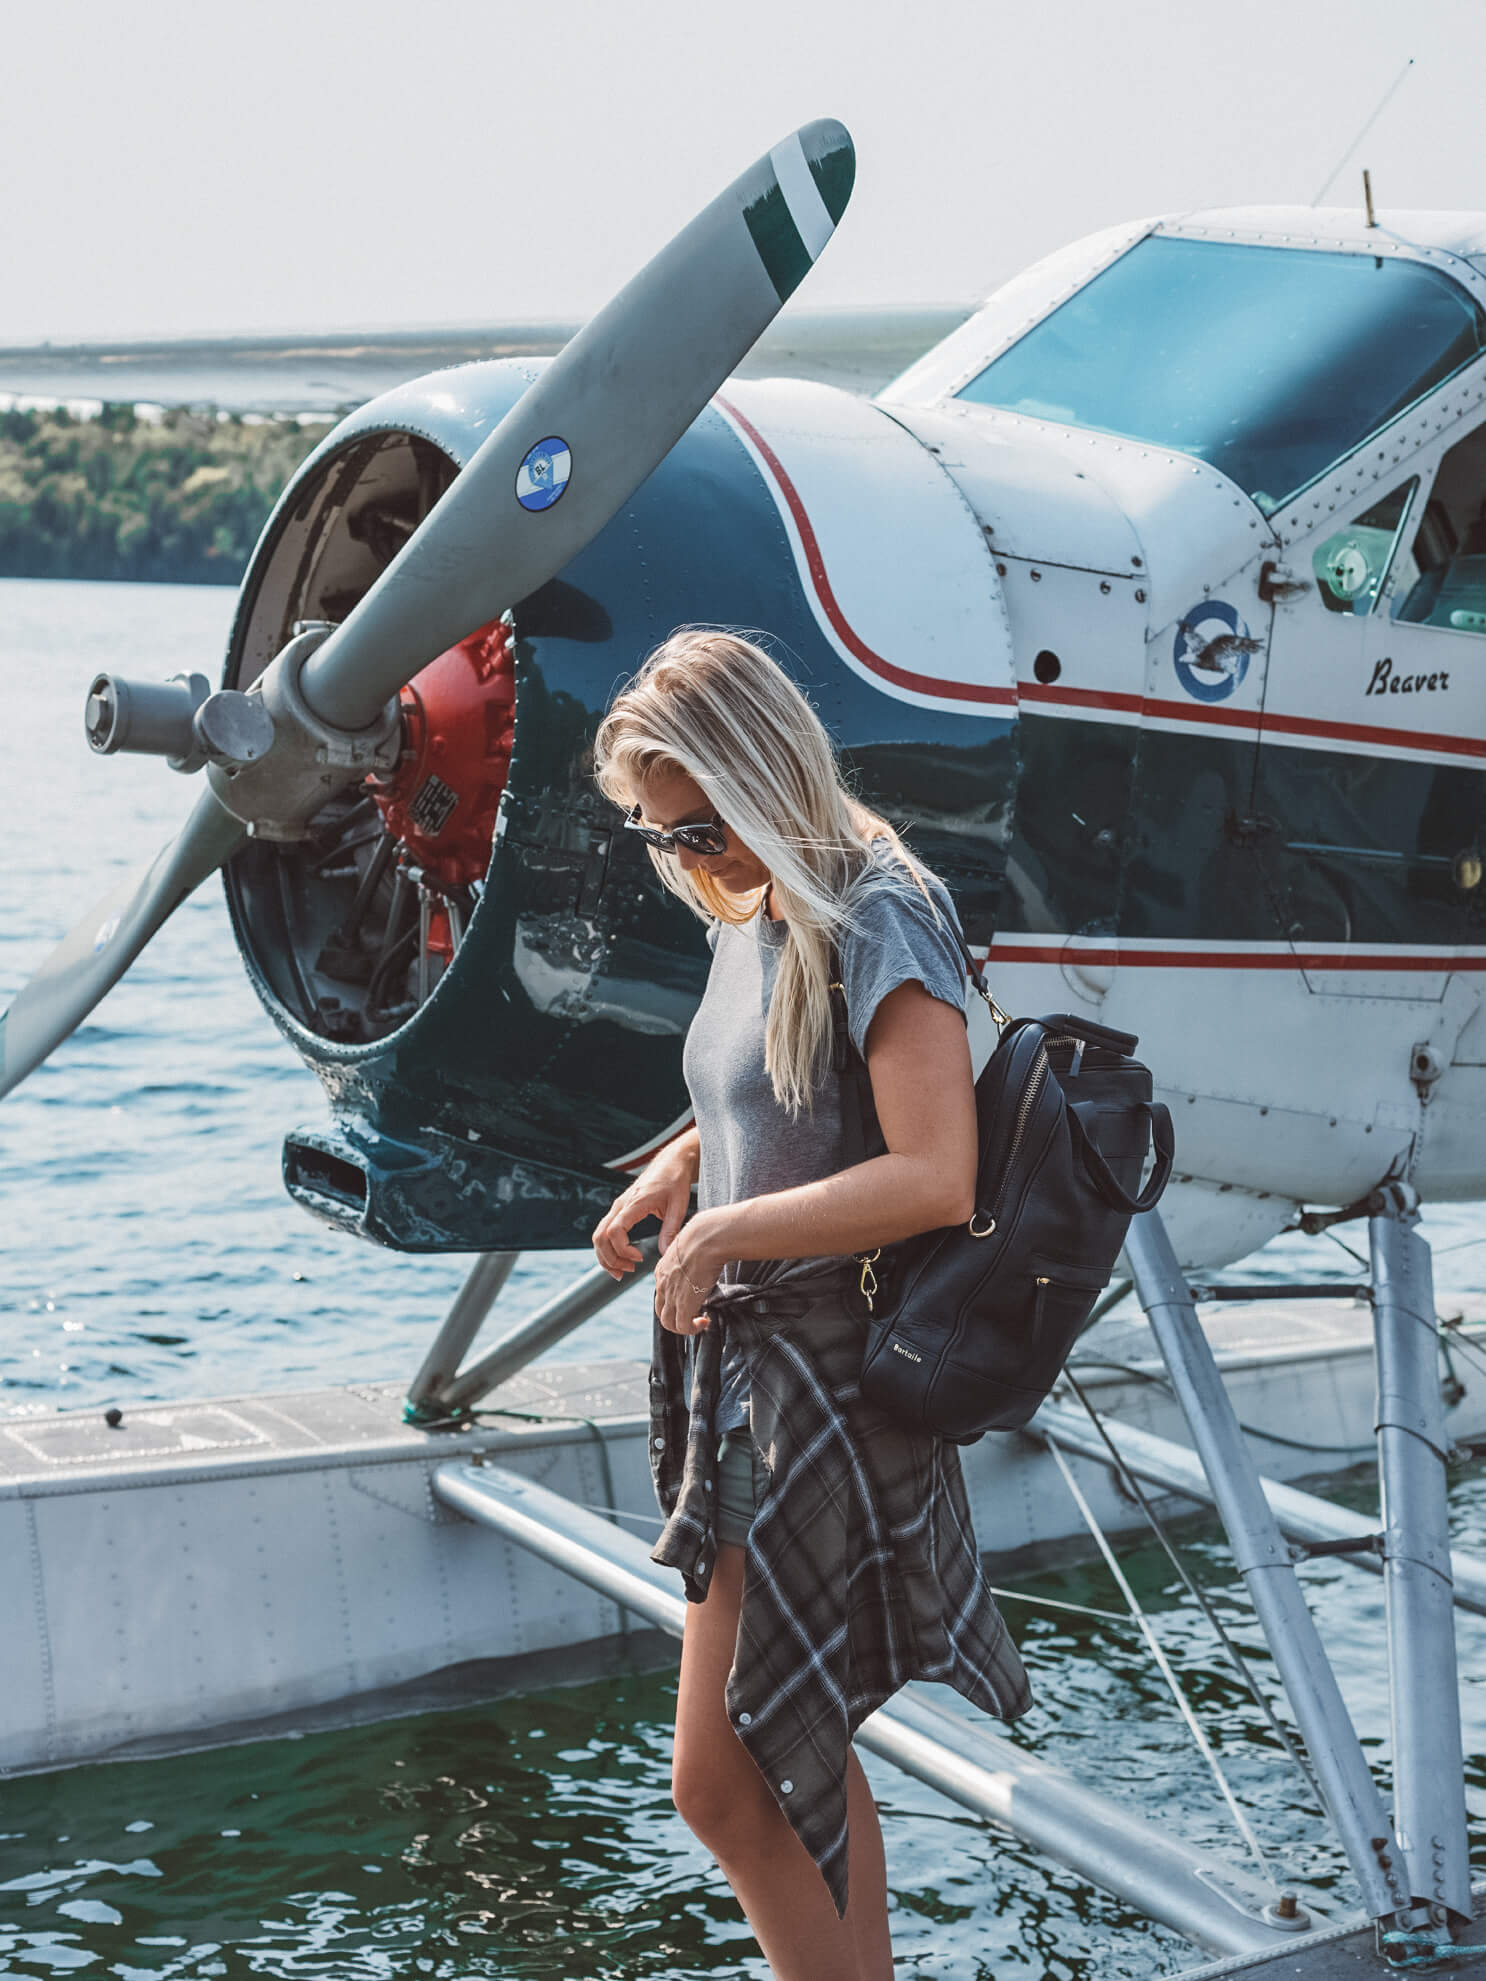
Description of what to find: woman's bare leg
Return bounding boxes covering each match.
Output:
[671,1542,893,1981]
[843,1748,892,1975]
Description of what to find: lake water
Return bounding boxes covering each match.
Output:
[1,576,1483,1976]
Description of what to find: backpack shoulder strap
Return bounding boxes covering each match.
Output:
[948,921,1012,1032]
[828,952,872,1169]
[832,911,1010,1161]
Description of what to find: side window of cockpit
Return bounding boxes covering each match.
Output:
[1390,424,1486,635]
[1312,480,1418,615]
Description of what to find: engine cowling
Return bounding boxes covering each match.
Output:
[220,360,1018,1250]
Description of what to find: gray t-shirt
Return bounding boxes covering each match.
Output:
[680,851,969,1435]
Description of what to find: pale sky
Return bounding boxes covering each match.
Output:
[2,0,1482,345]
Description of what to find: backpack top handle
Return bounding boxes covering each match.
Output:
[1067,1098,1175,1214]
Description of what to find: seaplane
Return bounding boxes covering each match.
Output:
[3,117,1485,1974]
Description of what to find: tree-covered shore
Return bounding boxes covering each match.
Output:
[0,404,333,586]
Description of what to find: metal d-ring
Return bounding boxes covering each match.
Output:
[968,1211,997,1239]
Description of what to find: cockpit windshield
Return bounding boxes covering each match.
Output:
[956,236,1486,513]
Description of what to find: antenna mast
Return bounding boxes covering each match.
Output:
[1312,55,1414,207]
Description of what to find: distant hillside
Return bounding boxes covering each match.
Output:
[0,307,970,416]
[0,306,976,587]
[0,404,332,586]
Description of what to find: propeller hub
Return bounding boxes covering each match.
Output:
[85,671,210,764]
[207,626,402,841]
[85,671,277,775]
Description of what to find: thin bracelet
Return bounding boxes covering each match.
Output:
[682,1270,711,1299]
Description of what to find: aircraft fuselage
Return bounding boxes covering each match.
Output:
[226,206,1486,1268]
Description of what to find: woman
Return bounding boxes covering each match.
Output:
[591,629,1030,1980]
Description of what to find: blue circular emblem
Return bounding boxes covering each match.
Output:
[515,437,572,512]
[1172,601,1252,704]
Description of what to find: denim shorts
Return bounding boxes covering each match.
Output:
[715,1425,765,1547]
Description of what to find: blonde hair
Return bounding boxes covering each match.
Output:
[593,628,932,1115]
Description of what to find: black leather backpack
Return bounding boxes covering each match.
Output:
[833,944,1174,1444]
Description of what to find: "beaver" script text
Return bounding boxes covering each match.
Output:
[1366,657,1450,696]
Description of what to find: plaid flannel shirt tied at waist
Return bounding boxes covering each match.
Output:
[647,1275,1033,1919]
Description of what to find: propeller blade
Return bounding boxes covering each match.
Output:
[0,786,246,1099]
[299,118,855,734]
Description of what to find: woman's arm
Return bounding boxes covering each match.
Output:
[652,982,976,1335]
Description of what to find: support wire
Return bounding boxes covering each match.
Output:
[1067,1356,1375,1456]
[1441,1319,1486,1386]
[987,1586,1139,1628]
[1063,1371,1327,1813]
[1044,1434,1280,1888]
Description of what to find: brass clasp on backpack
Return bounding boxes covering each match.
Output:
[856,1247,882,1312]
[971,977,1012,1032]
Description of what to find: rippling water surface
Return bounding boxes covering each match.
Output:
[3,578,1484,1976]
[1,578,660,1414]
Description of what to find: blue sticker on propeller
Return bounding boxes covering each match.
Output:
[515,437,572,512]
[1172,600,1252,703]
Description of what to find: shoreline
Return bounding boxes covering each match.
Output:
[0,305,972,419]
[0,308,972,586]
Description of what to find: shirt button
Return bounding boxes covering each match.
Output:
[698,1560,710,1579]
[703,1479,713,1492]
[780,1780,794,1795]
[736,1711,752,1726]
[652,1437,665,1451]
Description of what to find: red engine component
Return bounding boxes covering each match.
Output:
[424,903,455,962]
[369,617,516,888]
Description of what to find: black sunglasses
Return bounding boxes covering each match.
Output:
[624,803,729,856]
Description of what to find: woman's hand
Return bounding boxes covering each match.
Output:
[652,1208,731,1338]
[592,1129,700,1280]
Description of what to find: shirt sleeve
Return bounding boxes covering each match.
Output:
[839,872,968,1060]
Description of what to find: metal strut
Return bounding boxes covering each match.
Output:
[1042,1433,1285,1892]
[1369,1206,1473,1927]
[1124,1211,1412,1923]
[433,1457,1305,1958]
[1052,1371,1327,1818]
[1028,1400,1486,1617]
[403,1245,656,1426]
[404,1250,522,1422]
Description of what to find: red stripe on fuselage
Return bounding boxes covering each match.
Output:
[988,944,1486,970]
[717,395,1017,710]
[1020,681,1486,759]
[1253,706,1486,759]
[712,407,1482,758]
[1018,682,1145,716]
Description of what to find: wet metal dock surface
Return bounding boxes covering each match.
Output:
[1179,1883,1486,1977]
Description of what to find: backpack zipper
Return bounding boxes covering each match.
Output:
[969,1033,1078,1239]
